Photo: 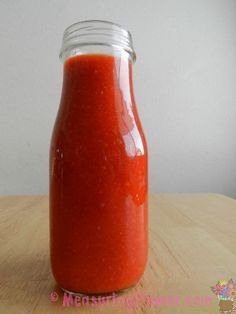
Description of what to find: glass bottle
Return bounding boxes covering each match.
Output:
[50,20,148,295]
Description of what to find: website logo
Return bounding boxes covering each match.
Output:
[211,279,236,313]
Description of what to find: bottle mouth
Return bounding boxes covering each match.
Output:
[59,20,136,62]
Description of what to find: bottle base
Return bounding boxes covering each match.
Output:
[60,282,138,298]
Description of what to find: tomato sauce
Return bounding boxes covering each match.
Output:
[50,54,148,294]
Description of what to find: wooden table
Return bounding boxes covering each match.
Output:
[1,194,236,313]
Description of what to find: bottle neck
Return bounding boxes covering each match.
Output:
[60,20,136,106]
[60,20,136,63]
[62,52,135,106]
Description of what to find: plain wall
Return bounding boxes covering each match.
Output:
[0,0,236,196]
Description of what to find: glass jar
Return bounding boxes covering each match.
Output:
[50,20,148,295]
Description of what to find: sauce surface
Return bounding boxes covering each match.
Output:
[50,54,148,293]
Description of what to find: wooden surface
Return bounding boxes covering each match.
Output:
[1,193,236,314]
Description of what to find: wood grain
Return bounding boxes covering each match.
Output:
[0,193,236,313]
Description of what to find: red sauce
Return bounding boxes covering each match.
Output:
[50,54,148,294]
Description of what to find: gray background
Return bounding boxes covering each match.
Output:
[0,0,236,196]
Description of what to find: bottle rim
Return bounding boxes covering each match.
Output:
[59,20,136,62]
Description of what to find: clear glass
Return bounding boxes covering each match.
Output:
[59,20,136,62]
[50,20,148,295]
